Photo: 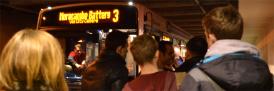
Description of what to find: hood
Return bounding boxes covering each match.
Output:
[205,40,260,57]
[200,40,273,90]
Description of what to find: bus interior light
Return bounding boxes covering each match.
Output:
[78,40,84,43]
[86,30,93,35]
[42,17,46,20]
[98,30,103,34]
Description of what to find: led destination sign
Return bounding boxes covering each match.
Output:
[59,9,119,24]
[40,5,137,29]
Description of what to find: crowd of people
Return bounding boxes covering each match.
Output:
[0,5,273,91]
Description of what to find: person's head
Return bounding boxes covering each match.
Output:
[202,5,243,47]
[130,35,158,66]
[0,29,68,90]
[74,44,81,51]
[157,41,176,71]
[185,36,208,59]
[105,30,129,58]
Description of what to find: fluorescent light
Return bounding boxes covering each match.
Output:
[128,1,134,6]
[47,6,52,10]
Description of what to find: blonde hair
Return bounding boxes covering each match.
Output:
[0,29,68,90]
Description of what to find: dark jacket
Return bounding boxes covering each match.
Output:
[175,56,203,72]
[180,40,273,91]
[82,50,129,91]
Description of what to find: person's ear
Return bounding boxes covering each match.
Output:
[152,50,159,64]
[185,49,191,60]
[208,33,217,45]
[116,46,122,53]
[116,45,128,58]
[204,31,217,47]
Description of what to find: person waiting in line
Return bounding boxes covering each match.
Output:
[158,41,177,71]
[180,5,273,91]
[82,30,129,91]
[0,29,68,91]
[123,35,177,91]
[175,36,208,72]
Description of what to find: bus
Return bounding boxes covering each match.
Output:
[36,2,190,90]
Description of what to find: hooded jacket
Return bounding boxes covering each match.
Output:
[180,40,273,91]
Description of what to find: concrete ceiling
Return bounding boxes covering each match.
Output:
[1,0,238,37]
[141,0,238,36]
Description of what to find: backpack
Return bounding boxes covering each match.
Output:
[189,52,273,91]
[189,68,225,91]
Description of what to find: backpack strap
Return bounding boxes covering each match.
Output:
[189,68,225,91]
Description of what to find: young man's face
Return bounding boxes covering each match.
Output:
[75,44,81,51]
[75,46,80,51]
